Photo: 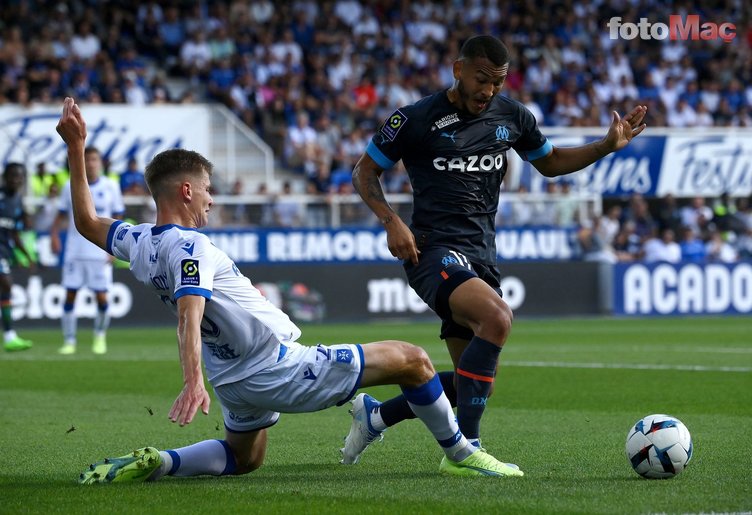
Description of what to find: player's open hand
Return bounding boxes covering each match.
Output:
[602,105,647,152]
[169,380,211,426]
[56,97,87,147]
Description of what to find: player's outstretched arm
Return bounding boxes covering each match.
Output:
[55,97,117,252]
[352,153,419,264]
[532,105,647,178]
[169,294,211,426]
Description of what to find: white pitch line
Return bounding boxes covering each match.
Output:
[503,361,752,373]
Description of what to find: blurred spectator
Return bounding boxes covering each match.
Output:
[33,182,60,233]
[119,158,147,196]
[70,21,100,61]
[612,224,641,262]
[577,218,616,263]
[597,204,622,247]
[737,197,752,231]
[123,72,149,105]
[158,6,185,59]
[667,99,697,127]
[520,91,545,125]
[180,30,212,77]
[226,179,248,226]
[705,230,738,263]
[209,26,236,62]
[712,192,744,235]
[680,197,713,235]
[284,111,320,176]
[247,183,273,227]
[656,194,682,233]
[250,0,274,24]
[678,226,707,263]
[694,103,714,127]
[314,115,341,175]
[643,228,681,263]
[30,163,55,199]
[555,182,579,226]
[511,185,534,226]
[272,181,303,227]
[270,29,302,68]
[207,57,236,102]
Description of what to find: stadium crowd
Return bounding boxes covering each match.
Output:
[2,0,751,263]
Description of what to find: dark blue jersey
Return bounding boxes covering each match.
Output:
[0,189,24,260]
[367,91,551,264]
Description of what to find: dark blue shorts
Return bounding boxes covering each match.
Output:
[403,246,503,341]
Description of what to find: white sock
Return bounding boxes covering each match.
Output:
[369,408,387,432]
[401,374,476,462]
[4,330,17,342]
[153,440,236,479]
[62,310,77,344]
[94,308,110,334]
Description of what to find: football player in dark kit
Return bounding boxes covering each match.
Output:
[0,163,35,352]
[342,35,647,470]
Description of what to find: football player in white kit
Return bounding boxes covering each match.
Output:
[50,146,124,355]
[56,98,523,483]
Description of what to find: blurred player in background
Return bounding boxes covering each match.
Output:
[0,163,35,352]
[50,147,124,355]
[350,35,647,461]
[56,97,524,483]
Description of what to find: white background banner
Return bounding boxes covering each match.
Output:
[0,105,210,172]
[508,127,752,197]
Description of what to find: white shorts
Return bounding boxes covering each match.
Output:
[213,342,364,433]
[62,259,113,292]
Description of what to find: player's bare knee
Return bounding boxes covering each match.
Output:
[403,343,434,384]
[478,301,513,345]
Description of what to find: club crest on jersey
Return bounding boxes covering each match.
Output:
[180,259,200,285]
[495,125,510,141]
[433,113,459,130]
[335,348,353,364]
[380,110,407,141]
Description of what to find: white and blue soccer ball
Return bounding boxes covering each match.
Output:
[625,414,693,479]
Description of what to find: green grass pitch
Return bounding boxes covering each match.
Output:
[1,317,750,514]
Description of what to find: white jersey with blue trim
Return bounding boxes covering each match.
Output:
[106,221,302,386]
[60,177,125,261]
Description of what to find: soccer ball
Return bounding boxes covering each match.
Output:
[625,414,693,479]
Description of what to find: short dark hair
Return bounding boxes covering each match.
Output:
[3,162,25,178]
[144,148,213,201]
[84,146,101,156]
[459,35,509,66]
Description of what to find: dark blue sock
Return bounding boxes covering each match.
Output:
[380,371,456,427]
[456,336,501,440]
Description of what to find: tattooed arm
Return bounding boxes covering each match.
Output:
[352,153,420,264]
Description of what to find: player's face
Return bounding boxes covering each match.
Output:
[192,171,214,228]
[3,166,25,193]
[84,151,103,182]
[455,57,508,116]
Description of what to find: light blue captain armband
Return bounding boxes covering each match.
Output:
[366,141,397,170]
[517,139,554,162]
